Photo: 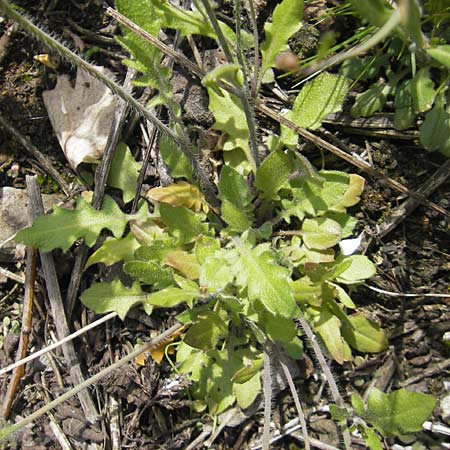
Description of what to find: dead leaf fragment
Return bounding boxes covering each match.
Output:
[43,67,117,169]
[146,181,209,213]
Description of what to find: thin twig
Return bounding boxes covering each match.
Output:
[25,175,99,424]
[0,323,184,441]
[261,347,272,450]
[0,267,25,284]
[246,0,260,98]
[0,112,71,196]
[40,374,74,450]
[0,312,117,377]
[198,0,234,63]
[363,158,450,247]
[400,357,450,387]
[364,284,450,298]
[252,417,340,450]
[0,247,37,419]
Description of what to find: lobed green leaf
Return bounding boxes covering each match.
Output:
[17,195,129,252]
[80,279,146,320]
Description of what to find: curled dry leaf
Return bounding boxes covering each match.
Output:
[42,67,117,169]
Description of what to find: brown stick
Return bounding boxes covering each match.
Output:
[25,175,99,424]
[0,247,37,419]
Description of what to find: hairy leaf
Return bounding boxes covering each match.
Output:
[284,73,350,131]
[232,358,263,384]
[342,314,388,353]
[200,255,235,291]
[332,284,356,309]
[420,98,450,156]
[150,0,252,48]
[203,83,253,171]
[255,150,292,199]
[108,142,141,203]
[234,372,260,409]
[129,218,166,246]
[147,181,208,213]
[332,173,365,212]
[235,241,297,318]
[426,44,450,69]
[261,311,297,342]
[260,0,304,76]
[335,255,376,284]
[302,217,342,250]
[81,279,146,320]
[365,388,436,436]
[350,0,392,27]
[135,240,178,262]
[123,260,174,287]
[159,203,208,244]
[411,68,436,113]
[184,311,228,350]
[361,426,383,450]
[116,0,165,88]
[17,195,128,252]
[351,83,391,117]
[159,134,194,181]
[218,164,254,232]
[164,250,200,280]
[194,235,221,265]
[218,165,252,206]
[394,79,415,130]
[85,233,141,268]
[144,285,199,309]
[315,307,346,364]
[221,200,254,232]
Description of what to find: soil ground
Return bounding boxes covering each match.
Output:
[0,1,449,449]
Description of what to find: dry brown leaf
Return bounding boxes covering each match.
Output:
[134,326,187,365]
[42,67,117,169]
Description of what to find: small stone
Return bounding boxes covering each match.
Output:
[0,187,64,261]
[441,393,450,422]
